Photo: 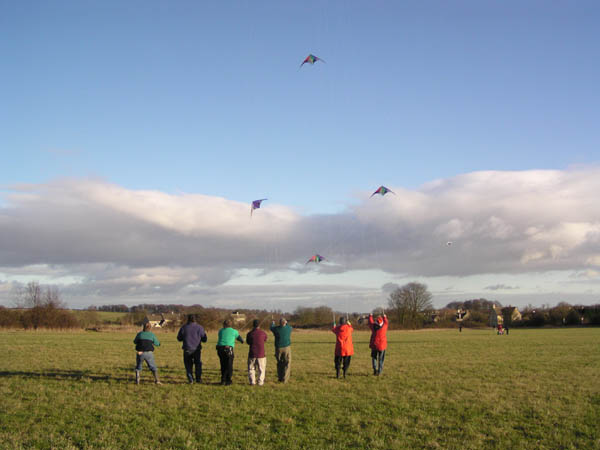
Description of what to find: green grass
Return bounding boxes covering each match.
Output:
[69,310,128,324]
[0,328,598,449]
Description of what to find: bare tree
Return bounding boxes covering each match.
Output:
[43,285,65,309]
[387,282,433,329]
[13,281,66,309]
[13,281,43,308]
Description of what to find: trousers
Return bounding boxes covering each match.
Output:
[248,357,266,385]
[371,349,386,374]
[217,346,234,384]
[183,348,202,383]
[334,355,352,376]
[275,346,291,382]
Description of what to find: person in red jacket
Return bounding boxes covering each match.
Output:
[368,313,388,376]
[332,316,354,379]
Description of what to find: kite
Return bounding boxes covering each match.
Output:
[370,186,395,197]
[446,241,453,246]
[300,54,325,68]
[251,199,267,216]
[306,254,326,264]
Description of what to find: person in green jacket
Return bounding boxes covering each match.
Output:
[216,319,244,385]
[133,322,161,385]
[270,317,292,383]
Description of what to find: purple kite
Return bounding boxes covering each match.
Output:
[251,198,267,216]
[370,186,395,197]
[306,254,326,264]
[300,54,325,68]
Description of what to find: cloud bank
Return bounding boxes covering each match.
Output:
[2,168,600,308]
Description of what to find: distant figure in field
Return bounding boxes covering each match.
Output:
[497,324,503,335]
[177,314,208,384]
[368,313,388,376]
[332,316,354,379]
[505,326,509,335]
[216,319,244,385]
[133,322,161,385]
[246,319,268,386]
[459,324,463,332]
[270,317,293,383]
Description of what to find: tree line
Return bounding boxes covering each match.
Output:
[1,281,599,330]
[387,282,600,328]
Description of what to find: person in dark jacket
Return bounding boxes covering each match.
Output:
[177,314,208,384]
[368,313,388,376]
[133,322,161,385]
[246,319,268,386]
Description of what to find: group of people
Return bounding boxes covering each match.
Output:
[331,313,388,379]
[213,317,292,386]
[132,312,388,385]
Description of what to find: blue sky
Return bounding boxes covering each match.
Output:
[1,1,600,310]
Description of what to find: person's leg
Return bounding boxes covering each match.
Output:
[335,355,342,378]
[378,350,386,374]
[342,356,351,378]
[135,353,143,384]
[371,349,378,375]
[144,352,157,372]
[217,347,227,384]
[257,357,266,385]
[281,347,291,383]
[183,351,194,383]
[275,348,283,381]
[226,350,234,385]
[145,352,161,384]
[193,348,202,382]
[248,357,256,385]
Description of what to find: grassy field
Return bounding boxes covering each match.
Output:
[70,310,129,324]
[0,327,598,449]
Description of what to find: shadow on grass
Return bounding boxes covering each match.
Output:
[0,367,239,386]
[0,369,130,382]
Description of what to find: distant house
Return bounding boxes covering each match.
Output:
[456,309,470,322]
[231,311,246,326]
[143,312,178,328]
[501,306,521,326]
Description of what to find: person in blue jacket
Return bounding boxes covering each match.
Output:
[177,314,208,384]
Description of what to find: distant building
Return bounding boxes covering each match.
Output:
[501,306,521,326]
[456,308,470,322]
[143,313,178,328]
[231,311,246,326]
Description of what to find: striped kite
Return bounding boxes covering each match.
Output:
[370,186,395,197]
[306,254,326,264]
[300,54,325,68]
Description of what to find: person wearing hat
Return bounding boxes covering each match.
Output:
[133,322,162,385]
[332,316,354,379]
[177,314,208,384]
[216,319,244,385]
[270,317,293,383]
[368,313,388,376]
[246,319,268,386]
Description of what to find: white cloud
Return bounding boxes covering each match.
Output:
[2,168,600,308]
[484,284,519,291]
